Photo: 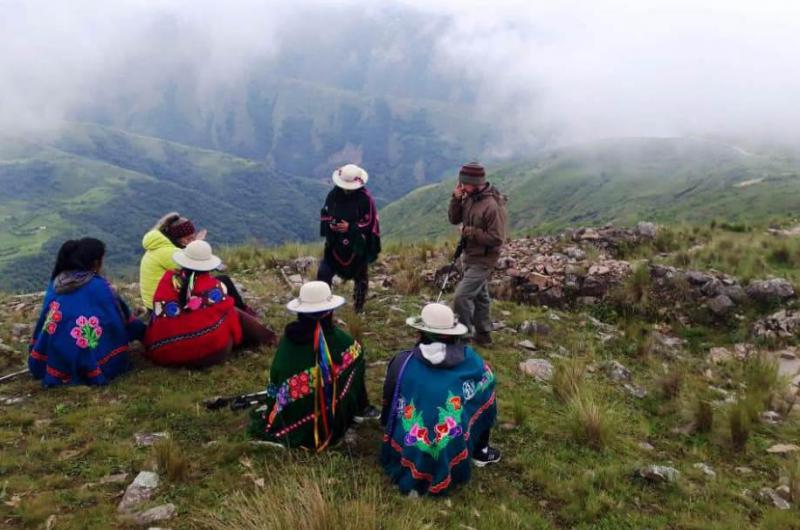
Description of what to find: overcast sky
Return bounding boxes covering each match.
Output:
[2,0,800,146]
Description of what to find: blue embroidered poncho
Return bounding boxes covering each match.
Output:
[380,344,497,495]
[28,275,145,387]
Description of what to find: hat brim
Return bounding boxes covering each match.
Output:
[287,295,346,314]
[405,316,469,336]
[332,170,368,190]
[173,251,222,272]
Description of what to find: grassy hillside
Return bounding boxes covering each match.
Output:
[0,124,327,292]
[2,235,800,528]
[381,137,800,240]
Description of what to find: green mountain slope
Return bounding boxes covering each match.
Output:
[0,124,327,291]
[380,137,800,240]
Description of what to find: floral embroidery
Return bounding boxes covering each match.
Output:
[43,301,62,335]
[400,392,464,459]
[70,315,103,349]
[265,341,362,428]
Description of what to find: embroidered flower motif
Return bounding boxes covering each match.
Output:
[43,301,63,336]
[164,302,181,317]
[398,391,466,459]
[72,315,102,349]
[207,288,223,304]
[264,341,362,428]
[187,296,203,311]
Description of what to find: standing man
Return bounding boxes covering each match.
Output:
[317,164,381,314]
[448,162,507,345]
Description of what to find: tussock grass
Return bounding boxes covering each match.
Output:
[743,353,784,410]
[657,370,683,401]
[693,398,714,434]
[195,466,415,530]
[564,388,617,451]
[729,399,752,451]
[154,438,189,482]
[552,358,585,403]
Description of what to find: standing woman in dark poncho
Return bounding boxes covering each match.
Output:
[248,281,377,450]
[317,164,381,314]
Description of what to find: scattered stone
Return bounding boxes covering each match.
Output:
[0,395,25,406]
[693,463,716,479]
[287,274,303,285]
[118,471,160,513]
[759,487,791,510]
[637,465,680,483]
[707,295,734,316]
[708,347,733,364]
[563,246,586,260]
[624,384,648,399]
[517,340,537,351]
[761,411,782,424]
[767,444,800,455]
[11,323,32,338]
[735,467,753,476]
[132,503,177,525]
[99,472,129,485]
[519,320,551,336]
[134,432,170,447]
[753,310,800,339]
[638,442,655,451]
[650,332,684,358]
[492,321,507,332]
[58,449,81,461]
[776,485,792,501]
[519,358,554,382]
[779,348,798,360]
[636,222,657,239]
[602,360,632,382]
[746,278,795,303]
[344,429,358,446]
[291,256,316,273]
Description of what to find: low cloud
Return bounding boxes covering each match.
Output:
[2,0,800,147]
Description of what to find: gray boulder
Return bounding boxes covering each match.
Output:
[707,295,734,317]
[637,465,680,483]
[746,278,795,303]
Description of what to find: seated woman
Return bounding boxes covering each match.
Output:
[248,281,376,450]
[143,241,276,367]
[380,303,500,496]
[28,238,145,387]
[139,212,250,314]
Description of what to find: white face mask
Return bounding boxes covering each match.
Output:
[419,342,447,365]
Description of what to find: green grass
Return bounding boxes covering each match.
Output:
[2,240,800,528]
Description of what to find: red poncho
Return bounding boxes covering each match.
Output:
[144,271,242,366]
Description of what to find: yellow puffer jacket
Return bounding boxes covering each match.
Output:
[139,230,179,309]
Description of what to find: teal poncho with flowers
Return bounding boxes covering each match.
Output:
[380,345,497,495]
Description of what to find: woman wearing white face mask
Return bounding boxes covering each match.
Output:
[380,303,500,496]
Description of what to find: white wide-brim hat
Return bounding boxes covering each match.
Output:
[287,281,346,313]
[332,164,369,190]
[406,303,469,336]
[173,240,222,272]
